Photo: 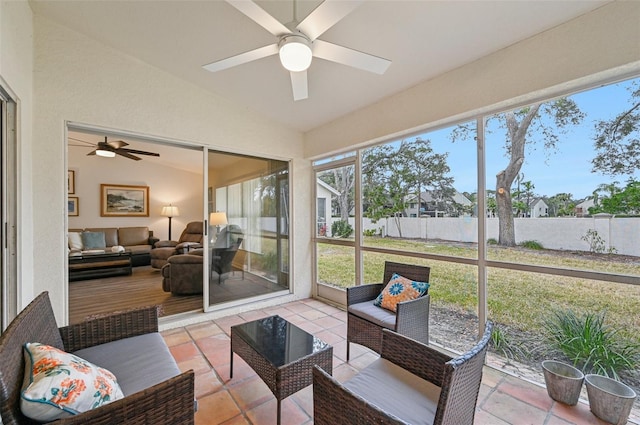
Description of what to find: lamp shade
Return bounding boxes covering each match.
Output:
[209,212,228,226]
[278,34,312,72]
[161,205,180,217]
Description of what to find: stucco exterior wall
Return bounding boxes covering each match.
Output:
[32,16,309,324]
[304,1,640,158]
[0,0,35,309]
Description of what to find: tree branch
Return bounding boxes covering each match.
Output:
[608,101,640,143]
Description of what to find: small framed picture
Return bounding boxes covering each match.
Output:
[68,197,79,216]
[68,170,75,194]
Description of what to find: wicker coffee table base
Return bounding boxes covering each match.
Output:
[231,328,333,424]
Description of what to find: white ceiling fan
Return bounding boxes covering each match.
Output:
[202,0,391,101]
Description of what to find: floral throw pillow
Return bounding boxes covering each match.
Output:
[373,273,430,313]
[21,342,124,422]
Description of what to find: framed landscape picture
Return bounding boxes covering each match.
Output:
[100,184,149,217]
[68,197,79,216]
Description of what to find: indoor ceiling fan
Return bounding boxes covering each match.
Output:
[69,136,160,161]
[202,0,391,101]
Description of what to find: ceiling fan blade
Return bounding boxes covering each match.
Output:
[203,44,279,73]
[87,150,97,156]
[225,0,290,36]
[115,150,142,161]
[313,39,391,75]
[120,148,160,157]
[290,70,308,101]
[106,140,129,149]
[297,0,364,41]
[69,137,96,146]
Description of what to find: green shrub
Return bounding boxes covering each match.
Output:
[487,238,498,245]
[544,309,640,379]
[490,325,527,363]
[581,229,618,254]
[363,229,377,237]
[331,220,353,238]
[520,240,544,250]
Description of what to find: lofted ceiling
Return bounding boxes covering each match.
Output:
[32,0,609,133]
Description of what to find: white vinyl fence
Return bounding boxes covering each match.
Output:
[341,214,640,257]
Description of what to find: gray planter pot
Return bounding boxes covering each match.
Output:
[542,360,584,406]
[585,374,636,425]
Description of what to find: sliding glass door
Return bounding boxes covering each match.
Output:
[0,87,18,330]
[205,150,290,310]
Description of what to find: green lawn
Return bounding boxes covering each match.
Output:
[317,237,640,343]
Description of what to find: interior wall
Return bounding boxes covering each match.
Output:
[68,146,202,240]
[0,0,35,309]
[304,1,640,158]
[32,15,309,324]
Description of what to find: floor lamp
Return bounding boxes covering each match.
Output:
[161,205,180,240]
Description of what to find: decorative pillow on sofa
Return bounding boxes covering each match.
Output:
[21,342,124,422]
[68,232,83,251]
[373,273,430,313]
[81,231,106,250]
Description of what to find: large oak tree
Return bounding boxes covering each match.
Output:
[453,99,584,246]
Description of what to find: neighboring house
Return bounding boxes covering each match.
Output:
[529,198,549,218]
[575,198,595,217]
[316,179,340,236]
[405,190,473,217]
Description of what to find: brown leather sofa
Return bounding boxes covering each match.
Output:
[68,226,159,267]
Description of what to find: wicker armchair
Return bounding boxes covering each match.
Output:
[346,261,431,359]
[0,292,195,424]
[314,321,493,425]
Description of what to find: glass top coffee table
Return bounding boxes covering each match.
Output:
[230,315,333,424]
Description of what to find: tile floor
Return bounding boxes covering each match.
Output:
[161,298,631,425]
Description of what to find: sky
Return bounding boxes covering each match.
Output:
[417,77,640,200]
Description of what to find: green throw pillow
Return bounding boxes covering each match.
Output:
[81,232,106,250]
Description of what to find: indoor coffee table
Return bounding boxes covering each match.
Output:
[68,250,132,281]
[230,315,333,424]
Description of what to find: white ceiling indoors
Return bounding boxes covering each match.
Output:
[32,0,609,133]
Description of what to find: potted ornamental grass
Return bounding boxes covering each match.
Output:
[543,309,639,421]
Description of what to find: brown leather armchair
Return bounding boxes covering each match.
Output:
[150,221,203,269]
[161,252,203,295]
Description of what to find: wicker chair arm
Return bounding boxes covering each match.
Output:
[312,366,406,425]
[346,283,384,305]
[59,305,159,352]
[380,329,451,387]
[56,370,195,424]
[395,294,430,342]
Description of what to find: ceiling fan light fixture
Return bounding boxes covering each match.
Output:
[278,34,312,72]
[96,149,116,158]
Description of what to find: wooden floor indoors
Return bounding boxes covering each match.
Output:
[68,266,202,324]
[69,265,289,324]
